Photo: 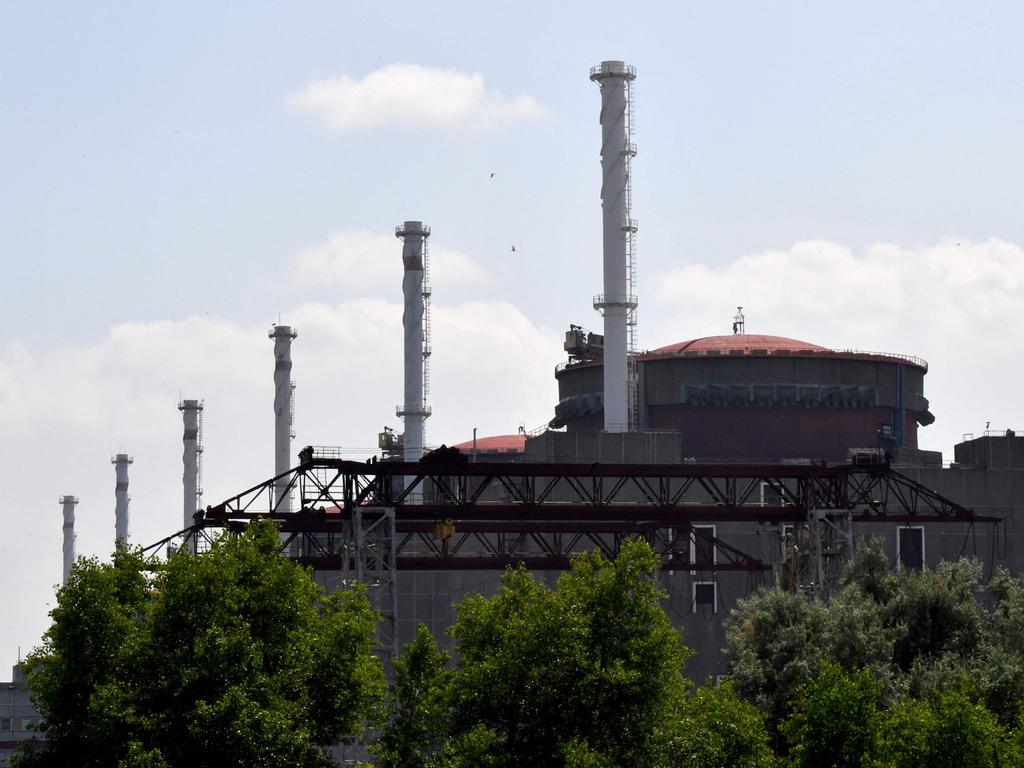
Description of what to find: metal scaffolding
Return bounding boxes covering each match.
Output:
[147,453,997,617]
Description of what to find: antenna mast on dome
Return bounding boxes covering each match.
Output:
[732,307,745,335]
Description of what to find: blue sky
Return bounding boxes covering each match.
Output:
[4,2,1022,345]
[2,2,1024,669]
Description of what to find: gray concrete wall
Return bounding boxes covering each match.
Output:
[954,434,1024,469]
[389,434,1024,685]
[524,429,681,464]
[0,665,40,767]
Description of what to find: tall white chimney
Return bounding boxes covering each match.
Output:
[178,399,203,538]
[269,325,297,513]
[60,495,78,585]
[394,222,432,483]
[112,453,133,544]
[590,60,638,432]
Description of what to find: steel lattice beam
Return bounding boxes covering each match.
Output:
[142,453,999,574]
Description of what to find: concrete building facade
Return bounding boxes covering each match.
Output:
[0,666,39,767]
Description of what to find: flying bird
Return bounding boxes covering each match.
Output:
[490,172,495,178]
[510,244,517,253]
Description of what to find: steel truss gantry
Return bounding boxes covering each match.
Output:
[143,453,998,654]
[151,451,995,575]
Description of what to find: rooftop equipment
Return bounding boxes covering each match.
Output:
[590,60,638,432]
[564,324,604,364]
[732,307,745,335]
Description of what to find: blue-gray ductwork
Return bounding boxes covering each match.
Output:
[550,392,604,429]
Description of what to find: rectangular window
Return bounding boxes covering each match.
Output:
[897,526,925,571]
[760,481,786,507]
[1,717,11,731]
[693,581,717,613]
[689,525,716,574]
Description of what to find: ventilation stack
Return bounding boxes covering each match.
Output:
[269,325,297,513]
[395,221,432,500]
[60,495,78,585]
[112,453,133,544]
[178,399,203,544]
[590,60,638,432]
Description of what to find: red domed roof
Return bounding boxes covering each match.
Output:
[451,434,526,453]
[649,334,827,356]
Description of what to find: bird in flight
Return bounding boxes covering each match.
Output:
[510,244,517,252]
[490,172,495,178]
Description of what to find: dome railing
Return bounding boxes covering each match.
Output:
[555,347,928,374]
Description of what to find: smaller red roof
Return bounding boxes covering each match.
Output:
[451,434,526,453]
[650,334,827,356]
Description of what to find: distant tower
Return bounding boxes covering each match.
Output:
[395,221,432,480]
[590,60,638,432]
[269,325,297,513]
[60,495,78,585]
[178,399,203,540]
[111,453,133,544]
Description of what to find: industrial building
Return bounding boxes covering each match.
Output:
[9,58,1022,764]
[142,60,1022,683]
[554,329,934,462]
[0,665,36,766]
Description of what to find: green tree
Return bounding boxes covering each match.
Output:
[376,624,454,768]
[977,568,1024,725]
[868,686,1022,768]
[15,520,384,768]
[658,681,776,768]
[724,543,1013,731]
[723,587,827,727]
[780,663,880,768]
[889,559,984,673]
[441,539,690,767]
[839,540,894,604]
[11,544,150,768]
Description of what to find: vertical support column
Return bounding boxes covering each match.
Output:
[60,495,78,585]
[269,325,297,514]
[112,453,133,545]
[354,506,398,661]
[178,399,203,552]
[590,61,637,432]
[395,221,432,502]
[806,509,854,600]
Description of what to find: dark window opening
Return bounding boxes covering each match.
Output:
[692,525,715,567]
[694,582,716,610]
[898,527,924,571]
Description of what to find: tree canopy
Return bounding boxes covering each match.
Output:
[377,539,691,767]
[14,520,384,768]
[725,541,1024,731]
[15,530,1024,768]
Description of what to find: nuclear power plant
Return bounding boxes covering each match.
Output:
[4,60,1024,760]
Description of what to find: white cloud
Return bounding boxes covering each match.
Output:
[647,238,1024,457]
[293,229,488,295]
[287,63,544,131]
[0,299,560,671]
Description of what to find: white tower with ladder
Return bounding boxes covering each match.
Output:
[395,221,432,500]
[591,60,639,432]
